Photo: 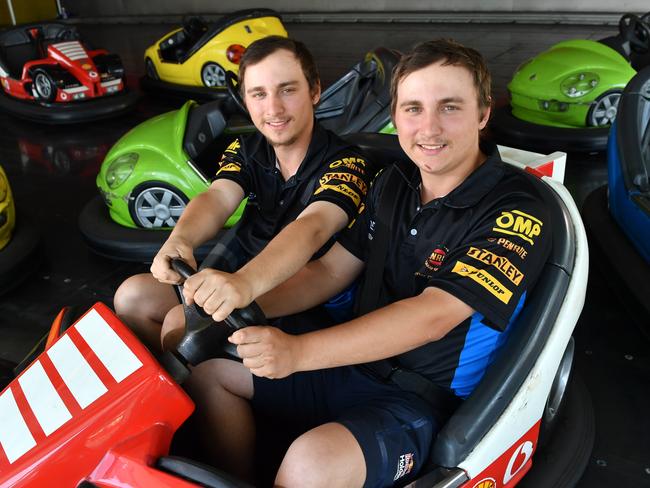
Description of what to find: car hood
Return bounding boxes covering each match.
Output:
[509,39,636,96]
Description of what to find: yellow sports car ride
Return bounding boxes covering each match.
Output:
[142,9,287,98]
[0,165,15,251]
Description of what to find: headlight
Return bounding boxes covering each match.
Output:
[560,72,599,98]
[105,152,138,189]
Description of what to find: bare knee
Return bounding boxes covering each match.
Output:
[277,423,366,488]
[114,274,152,317]
[187,358,254,402]
[161,304,186,351]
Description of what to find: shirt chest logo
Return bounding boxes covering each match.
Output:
[424,246,448,271]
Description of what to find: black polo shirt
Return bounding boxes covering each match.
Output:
[338,143,552,398]
[214,121,372,260]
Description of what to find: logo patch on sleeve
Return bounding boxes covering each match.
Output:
[314,183,361,206]
[493,210,543,245]
[217,162,241,174]
[452,260,513,304]
[467,247,524,285]
[224,139,241,154]
[328,156,366,174]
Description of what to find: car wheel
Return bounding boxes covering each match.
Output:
[587,90,622,127]
[129,183,188,229]
[201,62,226,88]
[32,69,57,102]
[145,57,159,80]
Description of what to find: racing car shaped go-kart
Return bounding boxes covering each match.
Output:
[80,47,399,262]
[0,136,592,487]
[140,9,287,101]
[490,12,650,152]
[583,64,650,326]
[0,165,41,295]
[0,22,139,123]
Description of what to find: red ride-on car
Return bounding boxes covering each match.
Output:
[0,22,139,123]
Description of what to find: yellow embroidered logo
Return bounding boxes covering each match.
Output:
[467,247,524,285]
[493,210,543,245]
[329,157,366,174]
[224,139,241,154]
[319,172,368,194]
[315,183,361,206]
[452,260,513,304]
[217,162,241,174]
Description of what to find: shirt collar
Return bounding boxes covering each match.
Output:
[394,140,504,208]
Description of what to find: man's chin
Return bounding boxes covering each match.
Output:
[264,134,299,148]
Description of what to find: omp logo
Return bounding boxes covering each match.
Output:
[0,310,142,465]
[488,237,528,259]
[315,183,361,206]
[329,157,366,174]
[503,440,534,484]
[224,139,241,154]
[452,261,513,304]
[472,478,496,488]
[319,172,368,194]
[217,162,241,174]
[467,247,524,285]
[493,210,543,245]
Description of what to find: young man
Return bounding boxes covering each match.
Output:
[186,38,552,487]
[113,36,371,352]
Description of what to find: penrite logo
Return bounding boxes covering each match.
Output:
[467,247,524,285]
[329,157,366,174]
[425,246,448,271]
[487,237,528,259]
[493,210,543,245]
[452,260,513,304]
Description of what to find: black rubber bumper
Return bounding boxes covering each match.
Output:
[0,212,42,295]
[140,75,231,103]
[0,89,140,124]
[488,105,610,153]
[582,186,650,331]
[78,195,223,263]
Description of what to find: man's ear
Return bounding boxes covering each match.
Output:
[479,101,492,130]
[311,81,322,105]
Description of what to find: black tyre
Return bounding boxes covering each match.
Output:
[201,62,226,88]
[32,69,57,102]
[128,182,188,229]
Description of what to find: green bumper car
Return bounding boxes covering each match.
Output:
[490,12,650,152]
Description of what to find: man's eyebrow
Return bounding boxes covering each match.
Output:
[439,96,465,104]
[246,80,300,94]
[398,99,422,108]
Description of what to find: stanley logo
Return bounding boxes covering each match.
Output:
[493,210,542,245]
[319,172,368,194]
[467,247,524,285]
[452,260,513,304]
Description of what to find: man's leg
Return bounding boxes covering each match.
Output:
[161,303,185,351]
[184,358,256,483]
[275,422,366,488]
[113,273,179,353]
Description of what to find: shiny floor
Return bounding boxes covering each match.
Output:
[0,20,649,487]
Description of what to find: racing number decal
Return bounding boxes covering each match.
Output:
[503,441,534,485]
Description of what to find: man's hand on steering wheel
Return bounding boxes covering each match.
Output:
[151,236,197,284]
[182,268,255,322]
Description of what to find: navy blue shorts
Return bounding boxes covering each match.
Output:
[252,365,441,488]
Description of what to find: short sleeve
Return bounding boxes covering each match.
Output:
[309,151,373,222]
[427,195,551,330]
[213,138,251,194]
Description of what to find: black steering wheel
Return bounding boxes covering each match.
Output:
[619,13,650,54]
[171,258,265,365]
[182,16,208,39]
[226,70,248,115]
[55,27,78,42]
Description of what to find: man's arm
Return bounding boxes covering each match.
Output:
[230,286,474,379]
[151,178,245,284]
[183,201,350,318]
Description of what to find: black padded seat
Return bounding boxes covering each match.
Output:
[182,100,227,161]
[316,47,400,135]
[157,455,253,488]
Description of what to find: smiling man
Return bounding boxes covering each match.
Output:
[186,39,553,487]
[113,36,371,353]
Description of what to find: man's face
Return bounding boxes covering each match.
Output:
[242,49,320,148]
[393,61,490,180]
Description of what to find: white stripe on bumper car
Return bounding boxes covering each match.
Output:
[18,361,72,436]
[47,335,107,409]
[0,389,36,463]
[76,309,142,383]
